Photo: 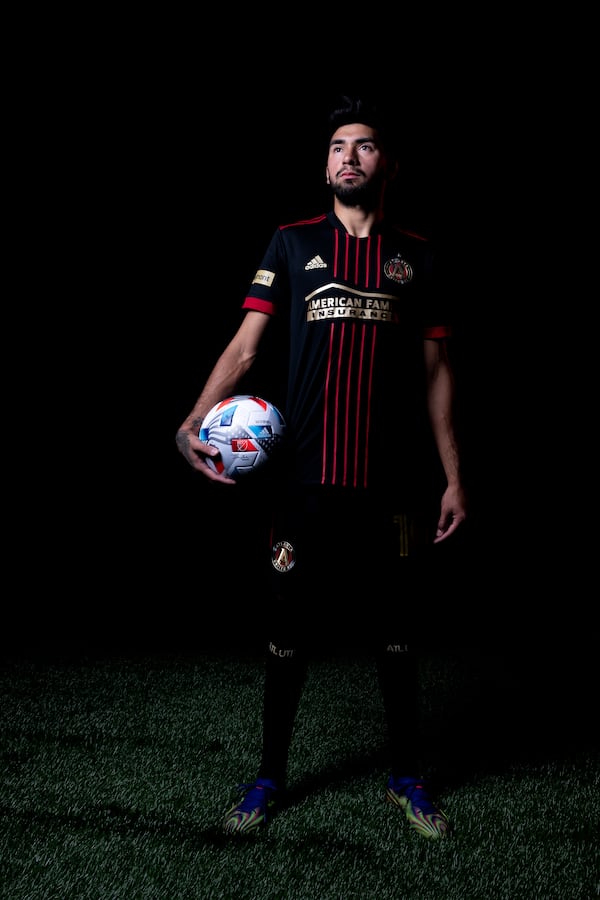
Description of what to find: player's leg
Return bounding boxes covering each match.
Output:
[222,485,313,835]
[375,542,450,839]
[221,637,308,835]
[375,637,420,776]
[257,638,308,789]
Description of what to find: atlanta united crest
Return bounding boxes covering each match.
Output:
[384,256,413,284]
[271,540,296,573]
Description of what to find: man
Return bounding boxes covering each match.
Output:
[175,94,467,839]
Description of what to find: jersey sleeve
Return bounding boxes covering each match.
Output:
[424,237,452,339]
[425,323,452,339]
[242,227,289,317]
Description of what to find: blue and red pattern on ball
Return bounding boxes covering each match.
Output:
[199,395,286,479]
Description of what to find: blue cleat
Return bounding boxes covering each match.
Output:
[386,775,450,839]
[222,778,278,834]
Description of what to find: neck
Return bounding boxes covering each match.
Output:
[333,200,384,237]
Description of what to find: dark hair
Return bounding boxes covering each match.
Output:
[327,94,397,159]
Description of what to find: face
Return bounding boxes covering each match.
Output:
[326,123,390,207]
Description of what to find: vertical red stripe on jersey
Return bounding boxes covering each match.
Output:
[321,324,335,484]
[375,235,382,288]
[363,326,376,487]
[352,325,366,487]
[333,228,340,278]
[331,321,345,483]
[343,233,350,281]
[342,323,357,485]
[364,235,371,286]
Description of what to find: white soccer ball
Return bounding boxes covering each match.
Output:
[199,395,287,479]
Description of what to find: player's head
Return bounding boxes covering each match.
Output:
[325,94,398,209]
[327,95,398,158]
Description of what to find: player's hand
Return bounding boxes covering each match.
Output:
[433,483,467,543]
[175,427,237,484]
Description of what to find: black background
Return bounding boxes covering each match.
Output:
[8,52,592,658]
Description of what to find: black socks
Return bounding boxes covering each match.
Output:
[258,643,308,788]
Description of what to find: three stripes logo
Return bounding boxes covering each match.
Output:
[305,255,327,271]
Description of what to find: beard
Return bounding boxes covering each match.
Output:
[331,172,385,210]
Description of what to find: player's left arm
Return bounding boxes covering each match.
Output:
[424,337,468,542]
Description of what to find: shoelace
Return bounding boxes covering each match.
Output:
[234,781,276,815]
[402,782,440,815]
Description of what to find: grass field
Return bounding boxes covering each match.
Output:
[1,647,598,899]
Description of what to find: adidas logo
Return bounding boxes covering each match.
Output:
[305,255,327,270]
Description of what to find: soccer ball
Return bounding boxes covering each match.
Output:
[199,395,287,479]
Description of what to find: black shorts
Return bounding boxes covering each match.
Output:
[264,484,436,649]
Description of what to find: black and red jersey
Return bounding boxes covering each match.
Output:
[243,211,448,491]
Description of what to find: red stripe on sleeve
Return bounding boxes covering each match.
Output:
[242,296,276,315]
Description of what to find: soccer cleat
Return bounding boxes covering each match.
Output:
[222,778,278,834]
[386,775,450,839]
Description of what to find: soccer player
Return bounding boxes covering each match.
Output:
[175,93,468,839]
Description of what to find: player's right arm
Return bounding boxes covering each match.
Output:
[175,310,272,483]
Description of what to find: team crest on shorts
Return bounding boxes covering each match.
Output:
[384,256,414,284]
[271,540,296,572]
